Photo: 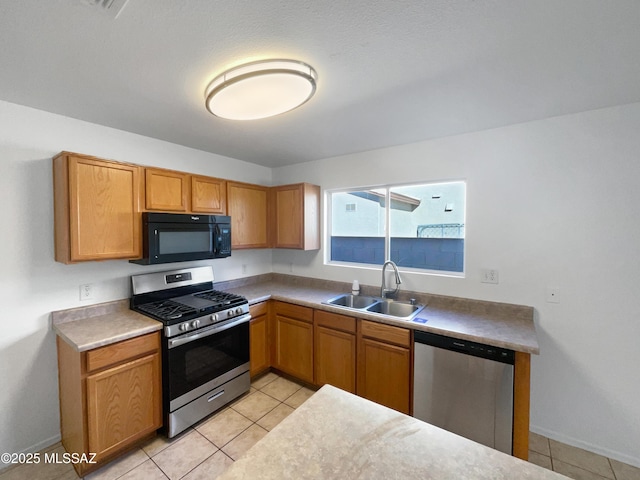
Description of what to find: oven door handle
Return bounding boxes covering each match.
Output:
[168,313,251,349]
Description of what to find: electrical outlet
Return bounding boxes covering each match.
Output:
[546,287,560,303]
[481,269,499,284]
[79,283,94,301]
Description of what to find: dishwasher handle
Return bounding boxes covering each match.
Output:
[414,330,515,365]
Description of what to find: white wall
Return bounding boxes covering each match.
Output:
[0,100,273,459]
[273,102,640,467]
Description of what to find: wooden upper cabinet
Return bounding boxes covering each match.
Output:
[145,168,227,214]
[272,183,320,250]
[191,175,227,214]
[53,152,143,263]
[52,151,320,262]
[145,167,189,212]
[227,181,269,249]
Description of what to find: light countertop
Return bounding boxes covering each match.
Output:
[217,384,563,480]
[223,276,539,354]
[52,299,162,352]
[52,274,538,355]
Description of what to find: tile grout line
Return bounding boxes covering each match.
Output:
[33,379,294,479]
[147,455,171,480]
[548,449,617,480]
[189,378,293,463]
[607,457,618,480]
[108,447,152,480]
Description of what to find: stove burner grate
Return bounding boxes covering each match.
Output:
[194,290,246,309]
[137,300,197,321]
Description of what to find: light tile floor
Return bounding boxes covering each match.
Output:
[2,372,639,479]
[528,432,640,480]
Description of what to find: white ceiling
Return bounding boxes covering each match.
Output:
[1,1,639,168]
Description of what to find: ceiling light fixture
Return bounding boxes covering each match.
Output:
[205,59,318,121]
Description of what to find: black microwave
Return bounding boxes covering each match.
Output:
[130,213,231,265]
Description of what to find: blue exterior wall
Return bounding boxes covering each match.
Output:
[330,236,464,272]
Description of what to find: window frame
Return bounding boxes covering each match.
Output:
[325,180,466,277]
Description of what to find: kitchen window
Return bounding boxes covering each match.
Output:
[327,181,465,274]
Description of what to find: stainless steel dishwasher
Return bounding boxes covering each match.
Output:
[413,331,515,454]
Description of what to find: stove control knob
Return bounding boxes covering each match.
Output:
[191,320,200,328]
[227,310,233,318]
[179,323,188,331]
[211,314,218,322]
[236,307,243,315]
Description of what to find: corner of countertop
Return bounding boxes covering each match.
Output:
[51,298,132,326]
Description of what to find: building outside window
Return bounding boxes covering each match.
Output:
[328,181,465,274]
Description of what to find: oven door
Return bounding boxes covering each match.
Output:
[166,314,250,412]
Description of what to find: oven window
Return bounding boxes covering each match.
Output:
[159,230,210,254]
[168,322,249,402]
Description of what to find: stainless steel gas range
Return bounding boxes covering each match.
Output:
[130,266,250,438]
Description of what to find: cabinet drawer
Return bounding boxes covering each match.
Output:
[249,302,268,317]
[86,332,160,373]
[360,320,410,348]
[274,302,313,323]
[315,310,356,333]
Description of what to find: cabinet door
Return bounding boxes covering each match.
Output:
[274,314,313,383]
[250,303,270,377]
[315,326,356,393]
[192,175,227,214]
[55,154,142,263]
[357,337,411,414]
[227,182,269,248]
[86,352,162,460]
[272,183,320,250]
[145,168,189,211]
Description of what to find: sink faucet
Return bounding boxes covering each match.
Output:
[381,261,402,298]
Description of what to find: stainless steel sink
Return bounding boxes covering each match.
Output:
[324,294,379,309]
[323,293,425,320]
[365,300,422,318]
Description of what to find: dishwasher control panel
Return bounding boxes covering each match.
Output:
[414,330,515,365]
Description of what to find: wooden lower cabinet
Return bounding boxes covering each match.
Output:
[57,332,162,476]
[245,300,530,459]
[513,351,532,460]
[249,302,270,377]
[273,302,314,383]
[357,320,411,414]
[314,311,356,393]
